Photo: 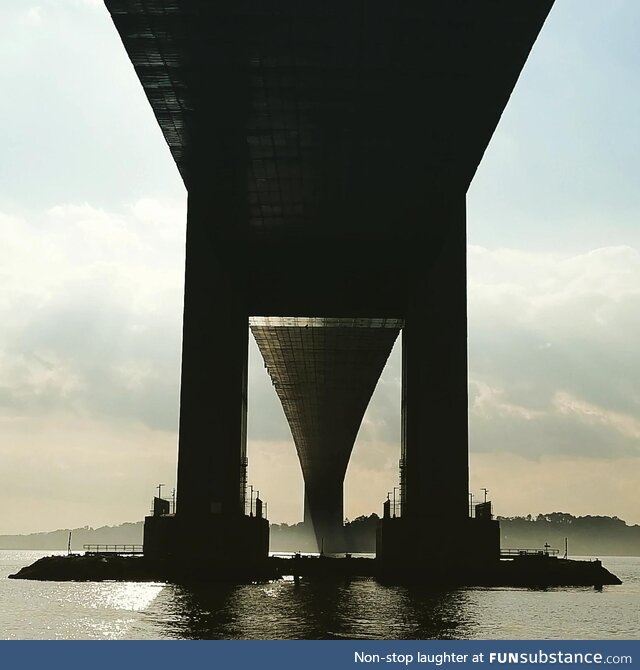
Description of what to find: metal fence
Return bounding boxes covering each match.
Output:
[244,484,268,519]
[500,548,560,557]
[83,544,143,555]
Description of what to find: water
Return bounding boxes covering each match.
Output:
[1,551,638,640]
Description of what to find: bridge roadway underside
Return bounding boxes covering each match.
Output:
[105,0,554,563]
[251,318,403,550]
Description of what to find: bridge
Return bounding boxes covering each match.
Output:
[104,0,554,570]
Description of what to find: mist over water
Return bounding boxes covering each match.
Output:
[1,552,638,640]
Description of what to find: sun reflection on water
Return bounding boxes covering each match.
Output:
[86,583,165,611]
[1,552,166,639]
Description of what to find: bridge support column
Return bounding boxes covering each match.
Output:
[402,198,469,523]
[143,187,268,561]
[377,198,499,575]
[175,193,248,520]
[303,475,345,553]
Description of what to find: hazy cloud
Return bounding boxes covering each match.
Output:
[2,0,639,530]
[0,200,186,432]
[3,205,638,525]
[468,245,640,465]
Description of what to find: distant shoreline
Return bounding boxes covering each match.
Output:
[1,513,639,556]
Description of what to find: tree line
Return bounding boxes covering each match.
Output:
[1,513,637,555]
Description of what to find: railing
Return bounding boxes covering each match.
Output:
[244,484,267,519]
[244,498,268,519]
[389,498,402,518]
[381,461,404,519]
[382,493,402,519]
[500,548,560,557]
[83,544,143,555]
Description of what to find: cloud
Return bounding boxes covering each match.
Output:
[553,391,640,441]
[0,199,186,431]
[468,245,640,463]
[0,1,185,211]
[1,199,638,526]
[25,7,43,24]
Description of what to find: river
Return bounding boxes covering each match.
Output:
[1,551,637,640]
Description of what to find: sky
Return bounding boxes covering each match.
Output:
[0,0,639,534]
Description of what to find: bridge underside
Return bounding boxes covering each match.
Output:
[105,0,554,561]
[251,318,401,549]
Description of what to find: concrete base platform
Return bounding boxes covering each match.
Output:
[143,514,269,563]
[376,517,501,577]
[9,553,621,587]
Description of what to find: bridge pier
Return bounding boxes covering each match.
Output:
[303,475,345,553]
[175,187,249,520]
[378,199,500,573]
[143,186,268,562]
[402,199,469,524]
